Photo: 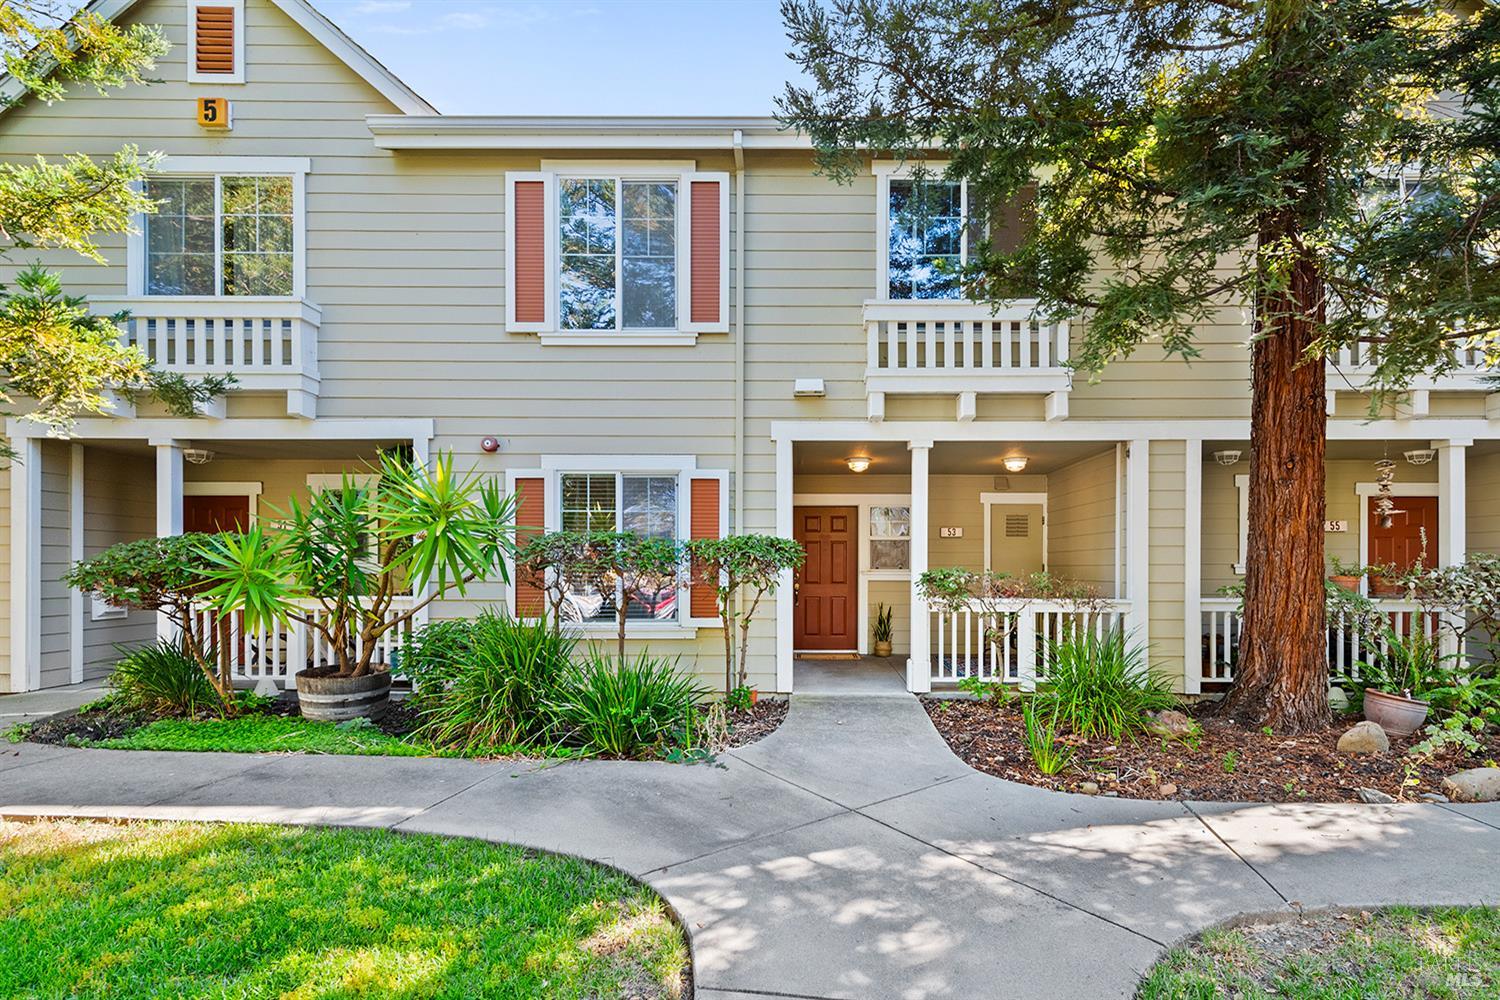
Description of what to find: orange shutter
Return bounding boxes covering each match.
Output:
[512,180,546,326]
[514,476,545,616]
[690,179,722,326]
[689,475,724,621]
[195,6,236,75]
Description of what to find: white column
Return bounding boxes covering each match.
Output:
[775,435,794,693]
[9,436,41,691]
[69,444,85,685]
[1182,440,1202,695]
[1124,439,1151,664]
[907,440,932,693]
[154,440,185,641]
[1436,438,1469,663]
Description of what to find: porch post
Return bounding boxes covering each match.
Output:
[1436,438,1470,662]
[1124,439,1151,667]
[907,440,932,693]
[1183,439,1202,695]
[775,435,794,693]
[8,435,41,691]
[154,440,186,642]
[69,444,85,685]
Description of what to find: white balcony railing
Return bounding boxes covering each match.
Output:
[91,296,321,417]
[863,300,1072,421]
[929,598,1131,690]
[190,596,420,690]
[1199,595,1441,685]
[1328,340,1496,416]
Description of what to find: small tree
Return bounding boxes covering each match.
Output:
[686,535,805,696]
[192,452,515,683]
[516,530,593,634]
[63,534,232,701]
[583,532,683,662]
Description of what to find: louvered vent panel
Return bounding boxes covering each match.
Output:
[1005,514,1030,538]
[195,6,235,74]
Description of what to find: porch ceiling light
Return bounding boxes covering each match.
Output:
[183,448,215,465]
[1213,450,1242,466]
[1002,455,1029,473]
[1404,448,1436,466]
[846,455,872,473]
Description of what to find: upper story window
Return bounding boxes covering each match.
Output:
[189,0,245,84]
[145,175,293,296]
[507,167,728,343]
[887,179,964,300]
[559,178,678,330]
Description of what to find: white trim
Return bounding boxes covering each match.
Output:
[1435,441,1467,569]
[188,0,246,84]
[264,0,434,113]
[184,480,263,525]
[684,468,730,628]
[1124,440,1151,661]
[980,491,1049,576]
[541,454,697,473]
[1113,443,1124,596]
[9,437,41,691]
[907,442,932,693]
[69,444,85,684]
[7,417,434,443]
[538,332,698,347]
[368,115,811,150]
[1356,481,1442,590]
[1233,474,1250,575]
[540,159,699,172]
[793,491,912,655]
[504,171,550,333]
[770,417,1500,443]
[158,155,311,175]
[775,437,794,692]
[692,171,732,333]
[873,160,963,300]
[1183,440,1202,694]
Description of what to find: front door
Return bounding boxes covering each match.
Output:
[1367,495,1438,594]
[794,506,858,650]
[184,494,250,533]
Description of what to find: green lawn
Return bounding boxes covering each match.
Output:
[0,819,688,1000]
[88,714,436,756]
[1138,906,1500,999]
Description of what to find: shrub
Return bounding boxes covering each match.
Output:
[685,534,805,696]
[550,648,710,758]
[1034,630,1177,739]
[405,611,576,753]
[110,640,217,716]
[1022,701,1072,775]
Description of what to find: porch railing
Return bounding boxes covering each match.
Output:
[929,598,1131,690]
[1199,596,1439,685]
[91,295,321,381]
[864,300,1071,391]
[1328,340,1493,388]
[190,596,420,690]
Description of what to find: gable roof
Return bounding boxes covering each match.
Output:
[0,0,435,116]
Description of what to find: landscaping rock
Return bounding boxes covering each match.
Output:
[1418,792,1450,804]
[1441,767,1500,803]
[1145,709,1197,738]
[1357,787,1395,804]
[1078,781,1100,795]
[1336,721,1390,755]
[1158,782,1178,797]
[1328,687,1350,712]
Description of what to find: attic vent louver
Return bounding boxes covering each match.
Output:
[195,6,236,75]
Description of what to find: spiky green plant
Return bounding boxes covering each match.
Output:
[549,648,710,758]
[1035,630,1177,740]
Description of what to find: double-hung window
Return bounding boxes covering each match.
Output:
[506,167,728,341]
[887,178,965,300]
[142,170,300,297]
[559,471,680,622]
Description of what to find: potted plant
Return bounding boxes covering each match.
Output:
[1357,626,1440,736]
[872,602,894,657]
[1327,557,1364,592]
[192,451,514,721]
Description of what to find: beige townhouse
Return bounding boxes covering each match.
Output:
[2,0,1497,700]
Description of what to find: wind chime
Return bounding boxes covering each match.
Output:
[1373,454,1401,529]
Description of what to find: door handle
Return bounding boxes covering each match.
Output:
[793,577,801,605]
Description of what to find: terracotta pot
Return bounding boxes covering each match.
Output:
[1329,575,1361,592]
[296,666,392,722]
[1363,688,1430,737]
[873,640,893,658]
[749,688,759,705]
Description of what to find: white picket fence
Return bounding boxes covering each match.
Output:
[1199,596,1441,684]
[190,596,420,690]
[929,599,1131,690]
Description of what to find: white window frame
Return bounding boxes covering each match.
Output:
[507,161,728,345]
[867,502,913,572]
[873,160,968,302]
[188,0,246,85]
[1233,473,1249,575]
[183,480,263,525]
[980,492,1049,575]
[127,155,309,299]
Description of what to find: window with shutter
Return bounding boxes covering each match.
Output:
[190,1,244,83]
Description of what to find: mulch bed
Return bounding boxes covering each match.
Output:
[21,706,158,747]
[722,699,788,749]
[923,697,1500,803]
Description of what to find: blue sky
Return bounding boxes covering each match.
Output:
[314,0,804,115]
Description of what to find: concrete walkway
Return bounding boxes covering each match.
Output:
[2,694,1498,999]
[0,680,107,727]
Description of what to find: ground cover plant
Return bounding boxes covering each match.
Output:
[0,818,689,1000]
[88,713,429,756]
[1137,907,1500,999]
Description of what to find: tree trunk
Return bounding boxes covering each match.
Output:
[1220,238,1329,732]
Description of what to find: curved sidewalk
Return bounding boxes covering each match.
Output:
[2,694,1497,999]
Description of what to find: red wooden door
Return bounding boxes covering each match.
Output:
[1368,495,1437,595]
[183,494,250,533]
[793,506,858,650]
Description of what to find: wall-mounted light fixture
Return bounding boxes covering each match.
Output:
[1213,450,1243,466]
[846,455,872,473]
[1002,455,1029,473]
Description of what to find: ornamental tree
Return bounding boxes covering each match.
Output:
[516,530,594,634]
[780,0,1500,731]
[582,532,683,662]
[686,535,805,696]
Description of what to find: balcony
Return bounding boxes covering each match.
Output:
[1327,340,1497,418]
[863,300,1073,421]
[91,296,322,418]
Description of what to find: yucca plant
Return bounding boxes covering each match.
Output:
[549,648,710,758]
[109,639,217,716]
[1034,629,1177,740]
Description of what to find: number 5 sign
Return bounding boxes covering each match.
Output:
[197,97,232,129]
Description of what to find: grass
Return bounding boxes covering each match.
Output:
[87,714,435,757]
[1138,907,1500,999]
[0,819,689,1000]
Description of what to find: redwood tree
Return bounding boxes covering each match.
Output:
[779,0,1500,731]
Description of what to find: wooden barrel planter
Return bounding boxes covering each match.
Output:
[296,667,392,722]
